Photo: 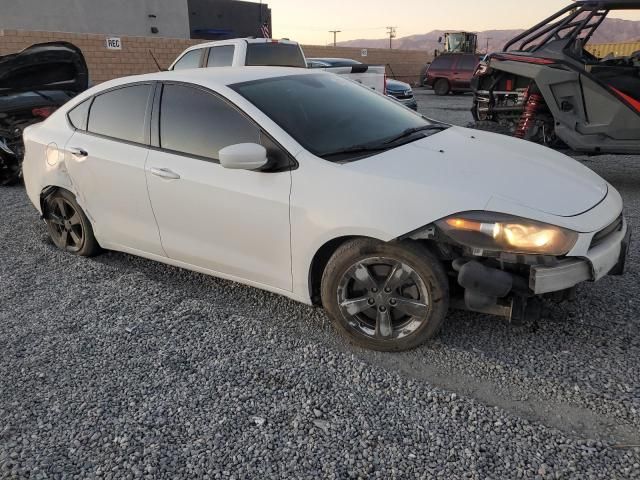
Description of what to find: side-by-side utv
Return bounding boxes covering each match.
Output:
[470,0,640,154]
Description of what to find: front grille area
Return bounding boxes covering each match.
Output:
[389,91,414,100]
[590,214,623,248]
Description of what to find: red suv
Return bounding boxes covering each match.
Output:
[424,53,481,96]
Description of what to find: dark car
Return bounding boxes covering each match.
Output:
[424,53,481,96]
[384,78,418,111]
[308,57,418,110]
[0,42,88,185]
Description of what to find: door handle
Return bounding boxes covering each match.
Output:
[150,167,181,180]
[68,147,88,158]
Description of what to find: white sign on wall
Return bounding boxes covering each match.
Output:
[106,37,122,50]
[361,49,368,57]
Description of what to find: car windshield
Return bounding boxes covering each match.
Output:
[231,73,442,160]
[245,43,306,68]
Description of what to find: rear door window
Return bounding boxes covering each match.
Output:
[458,55,479,71]
[207,46,235,67]
[159,84,260,160]
[87,84,152,144]
[432,55,454,70]
[172,49,203,70]
[245,43,306,68]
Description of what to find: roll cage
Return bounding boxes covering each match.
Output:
[504,0,640,53]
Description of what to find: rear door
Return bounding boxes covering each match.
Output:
[454,55,479,89]
[64,83,164,255]
[145,83,293,290]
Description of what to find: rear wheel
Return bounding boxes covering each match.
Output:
[44,189,101,256]
[434,79,450,96]
[321,239,449,352]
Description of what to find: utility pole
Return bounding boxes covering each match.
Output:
[485,37,492,54]
[329,30,341,47]
[386,26,397,49]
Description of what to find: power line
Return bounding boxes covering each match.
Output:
[386,26,397,49]
[329,30,341,47]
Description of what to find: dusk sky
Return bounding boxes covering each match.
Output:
[267,0,640,45]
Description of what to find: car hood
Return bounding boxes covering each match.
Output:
[386,79,411,92]
[345,126,608,218]
[0,42,89,95]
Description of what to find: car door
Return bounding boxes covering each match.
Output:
[454,55,479,89]
[64,82,165,256]
[145,83,293,291]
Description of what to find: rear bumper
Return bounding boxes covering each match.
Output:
[530,218,630,294]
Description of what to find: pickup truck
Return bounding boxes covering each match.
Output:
[169,39,386,94]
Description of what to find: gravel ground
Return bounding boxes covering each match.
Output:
[1,91,640,478]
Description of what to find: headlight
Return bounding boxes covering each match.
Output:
[435,212,578,255]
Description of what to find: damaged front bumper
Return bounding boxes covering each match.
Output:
[530,218,630,294]
[449,216,630,322]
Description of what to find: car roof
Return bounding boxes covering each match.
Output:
[308,57,362,64]
[181,38,300,53]
[94,66,318,91]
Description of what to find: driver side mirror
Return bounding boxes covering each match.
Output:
[219,143,268,171]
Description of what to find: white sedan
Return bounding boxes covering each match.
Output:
[22,67,629,351]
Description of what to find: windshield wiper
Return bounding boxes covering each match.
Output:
[320,143,392,159]
[320,124,450,160]
[383,124,449,145]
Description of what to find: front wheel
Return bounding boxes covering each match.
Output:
[321,239,449,352]
[44,189,101,256]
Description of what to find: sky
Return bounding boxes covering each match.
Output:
[267,0,640,45]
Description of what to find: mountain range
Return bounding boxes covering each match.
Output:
[336,18,640,53]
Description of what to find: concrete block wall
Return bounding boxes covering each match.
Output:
[587,41,640,58]
[0,29,431,85]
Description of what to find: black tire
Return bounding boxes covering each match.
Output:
[0,159,22,186]
[468,120,512,136]
[321,238,449,352]
[43,189,101,257]
[433,79,450,96]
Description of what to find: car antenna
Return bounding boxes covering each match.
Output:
[149,49,166,72]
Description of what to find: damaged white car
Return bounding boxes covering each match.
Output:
[22,68,630,351]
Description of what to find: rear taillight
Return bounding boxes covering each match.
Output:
[492,53,555,65]
[32,107,56,118]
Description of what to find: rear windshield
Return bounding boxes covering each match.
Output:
[245,43,306,68]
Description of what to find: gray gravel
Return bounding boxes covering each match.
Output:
[1,91,640,478]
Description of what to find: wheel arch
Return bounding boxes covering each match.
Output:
[308,235,379,306]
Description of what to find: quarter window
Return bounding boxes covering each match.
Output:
[87,85,151,144]
[67,98,92,130]
[159,84,260,160]
[172,49,202,70]
[207,46,235,67]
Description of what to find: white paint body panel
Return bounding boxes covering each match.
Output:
[145,149,292,291]
[22,67,625,306]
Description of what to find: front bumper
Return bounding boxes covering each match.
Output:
[530,218,630,294]
[388,95,418,110]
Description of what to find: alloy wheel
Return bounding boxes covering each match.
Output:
[47,197,85,252]
[336,257,431,340]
